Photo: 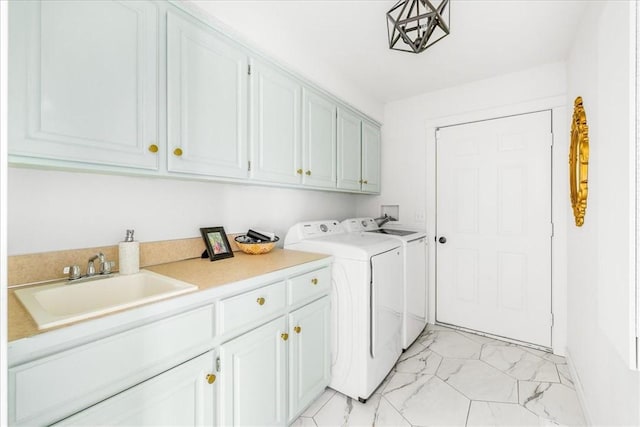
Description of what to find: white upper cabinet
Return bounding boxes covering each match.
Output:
[302,89,337,189]
[337,108,363,191]
[250,59,302,184]
[361,121,381,193]
[8,0,159,170]
[8,0,380,193]
[167,10,249,179]
[337,109,382,194]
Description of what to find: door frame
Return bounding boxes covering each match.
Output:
[425,95,568,355]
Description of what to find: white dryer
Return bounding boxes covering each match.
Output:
[342,218,428,349]
[284,220,403,402]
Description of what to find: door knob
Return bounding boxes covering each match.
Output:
[438,236,447,244]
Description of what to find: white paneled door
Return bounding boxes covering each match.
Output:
[436,111,552,347]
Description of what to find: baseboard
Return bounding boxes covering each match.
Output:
[564,347,593,426]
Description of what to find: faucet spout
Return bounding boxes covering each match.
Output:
[87,253,111,276]
[375,213,397,227]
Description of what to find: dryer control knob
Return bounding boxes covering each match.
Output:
[320,224,328,232]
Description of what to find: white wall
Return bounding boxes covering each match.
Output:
[565,1,640,425]
[7,168,359,255]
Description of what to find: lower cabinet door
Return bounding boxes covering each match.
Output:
[219,316,287,426]
[288,297,331,421]
[53,351,216,426]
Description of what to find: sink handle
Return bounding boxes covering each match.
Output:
[101,261,115,275]
[63,265,81,280]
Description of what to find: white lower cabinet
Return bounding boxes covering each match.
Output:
[54,351,217,426]
[8,263,331,427]
[219,317,288,426]
[219,296,331,426]
[288,297,331,422]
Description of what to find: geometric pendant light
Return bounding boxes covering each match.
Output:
[387,0,450,53]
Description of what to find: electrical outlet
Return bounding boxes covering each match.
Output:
[415,209,425,222]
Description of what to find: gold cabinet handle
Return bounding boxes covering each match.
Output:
[281,333,289,341]
[173,147,183,156]
[148,144,159,153]
[311,278,318,285]
[294,326,301,334]
[296,169,303,175]
[257,297,265,306]
[206,374,216,384]
[305,170,311,176]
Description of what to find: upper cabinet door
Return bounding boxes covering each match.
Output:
[8,0,159,170]
[250,60,302,184]
[302,89,337,189]
[336,108,362,191]
[361,121,381,193]
[167,10,249,179]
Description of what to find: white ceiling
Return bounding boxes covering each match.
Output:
[191,1,588,104]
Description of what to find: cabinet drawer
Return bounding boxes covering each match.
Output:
[218,281,286,334]
[288,267,330,305]
[9,305,215,426]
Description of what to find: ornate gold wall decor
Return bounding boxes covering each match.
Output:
[569,96,589,226]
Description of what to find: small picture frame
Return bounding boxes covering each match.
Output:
[200,227,234,262]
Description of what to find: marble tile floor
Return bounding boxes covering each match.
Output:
[294,324,586,426]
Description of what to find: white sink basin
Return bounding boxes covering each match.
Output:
[14,270,198,330]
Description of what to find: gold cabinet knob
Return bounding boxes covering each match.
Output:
[148,144,159,153]
[281,333,289,341]
[257,297,265,306]
[173,147,183,156]
[206,374,216,384]
[363,180,368,184]
[294,326,301,334]
[305,170,311,176]
[359,179,363,184]
[311,278,318,285]
[296,169,303,175]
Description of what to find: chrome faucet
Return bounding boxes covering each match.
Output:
[64,252,114,282]
[374,213,397,227]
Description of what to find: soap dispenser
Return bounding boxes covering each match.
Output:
[118,229,139,275]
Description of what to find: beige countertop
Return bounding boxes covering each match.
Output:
[8,249,330,342]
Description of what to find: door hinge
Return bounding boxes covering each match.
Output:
[248,64,252,75]
[248,160,252,172]
[216,357,221,372]
[550,222,554,237]
[550,313,555,327]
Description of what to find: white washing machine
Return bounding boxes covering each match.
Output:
[284,220,403,402]
[342,218,428,349]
